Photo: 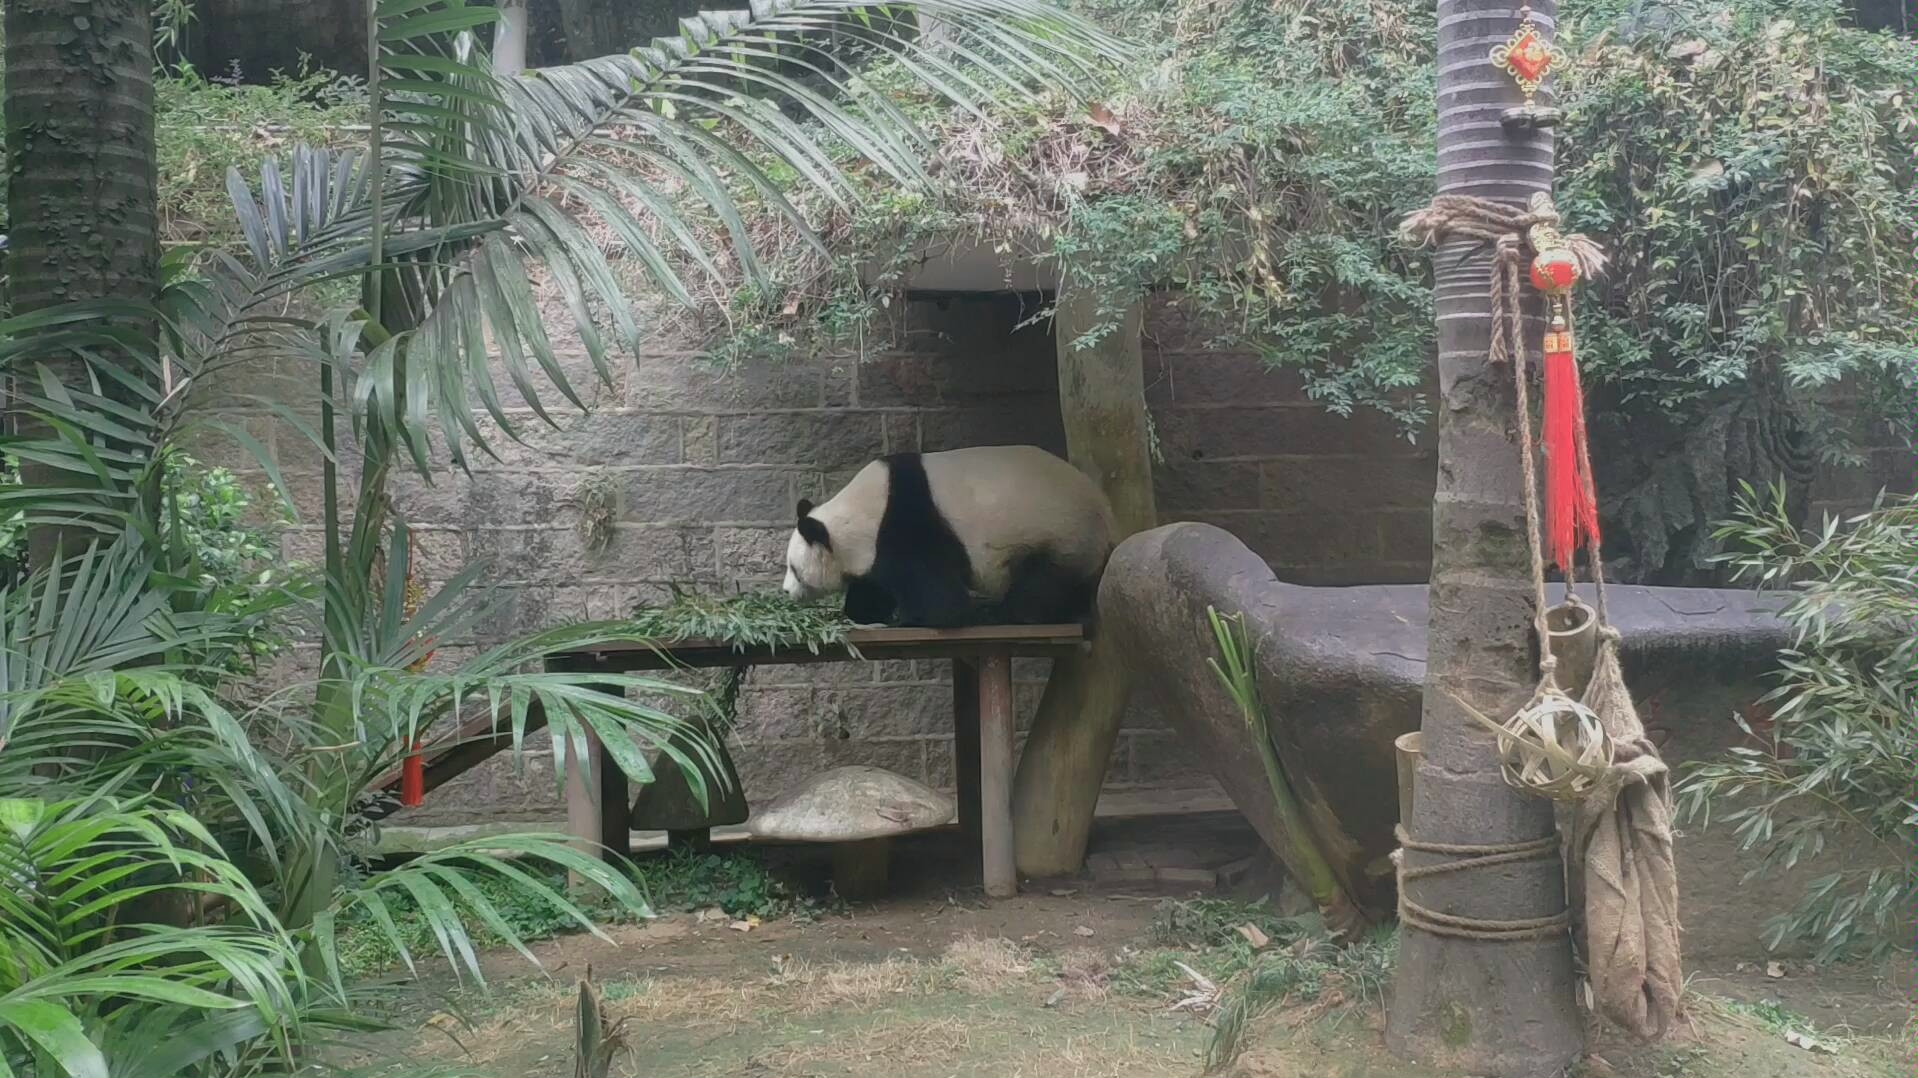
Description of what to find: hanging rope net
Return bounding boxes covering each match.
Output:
[1395,193,1683,1041]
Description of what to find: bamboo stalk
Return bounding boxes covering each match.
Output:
[1205,606,1364,938]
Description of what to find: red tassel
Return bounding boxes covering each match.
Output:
[401,741,425,808]
[1542,303,1600,573]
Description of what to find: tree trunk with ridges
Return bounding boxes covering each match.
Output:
[5,0,160,569]
[1384,1,1583,1073]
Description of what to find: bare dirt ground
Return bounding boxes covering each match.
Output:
[357,815,1914,1078]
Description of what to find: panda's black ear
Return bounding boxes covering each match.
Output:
[796,513,831,549]
[796,499,815,520]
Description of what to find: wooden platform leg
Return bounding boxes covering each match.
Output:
[952,657,981,841]
[562,684,631,888]
[977,652,1016,898]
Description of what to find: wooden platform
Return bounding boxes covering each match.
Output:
[380,623,1089,899]
[547,622,1089,669]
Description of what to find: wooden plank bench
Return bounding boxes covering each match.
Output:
[380,623,1088,898]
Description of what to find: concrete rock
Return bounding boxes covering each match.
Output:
[750,765,953,842]
[1099,522,1790,919]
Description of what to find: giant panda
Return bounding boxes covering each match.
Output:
[782,445,1117,628]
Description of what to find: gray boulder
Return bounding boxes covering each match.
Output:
[1100,523,1790,918]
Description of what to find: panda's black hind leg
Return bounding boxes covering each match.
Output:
[997,550,1099,625]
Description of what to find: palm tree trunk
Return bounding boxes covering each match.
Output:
[3,0,160,568]
[1384,1,1582,1073]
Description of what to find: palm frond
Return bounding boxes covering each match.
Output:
[0,796,302,1078]
[322,833,649,990]
[272,0,1130,468]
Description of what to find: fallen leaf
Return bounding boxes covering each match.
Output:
[698,907,726,923]
[728,919,755,932]
[1087,102,1122,135]
[1766,961,1785,979]
[1073,925,1096,938]
[1236,923,1271,949]
[1785,1030,1835,1055]
[1060,170,1090,191]
[1580,1053,1619,1077]
[1050,888,1078,897]
[1169,960,1221,1013]
[1043,987,1067,1009]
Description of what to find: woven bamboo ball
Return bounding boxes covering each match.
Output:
[1494,691,1613,800]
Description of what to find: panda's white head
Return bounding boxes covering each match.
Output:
[783,499,842,601]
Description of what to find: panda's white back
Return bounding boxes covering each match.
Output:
[919,445,1116,597]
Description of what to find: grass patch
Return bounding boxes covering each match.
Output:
[1206,924,1397,1070]
[1147,896,1307,950]
[1104,897,1328,998]
[410,946,1203,1077]
[1097,898,1400,1071]
[1719,996,1820,1036]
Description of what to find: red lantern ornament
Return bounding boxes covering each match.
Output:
[1526,215,1601,575]
[1530,245,1582,295]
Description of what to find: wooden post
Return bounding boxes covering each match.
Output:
[952,656,982,840]
[492,0,528,75]
[977,652,1017,898]
[562,679,631,889]
[1011,292,1157,876]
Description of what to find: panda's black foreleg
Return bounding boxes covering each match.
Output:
[842,577,896,626]
[885,569,975,629]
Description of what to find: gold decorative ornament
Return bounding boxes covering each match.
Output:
[1491,6,1566,130]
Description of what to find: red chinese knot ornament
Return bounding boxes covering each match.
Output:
[1492,6,1567,129]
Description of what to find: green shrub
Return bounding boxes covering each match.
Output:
[1558,0,1917,580]
[155,62,366,245]
[724,0,1916,582]
[1677,486,1916,961]
[1,453,295,667]
[639,849,808,920]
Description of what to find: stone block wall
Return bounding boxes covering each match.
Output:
[227,289,1904,826]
